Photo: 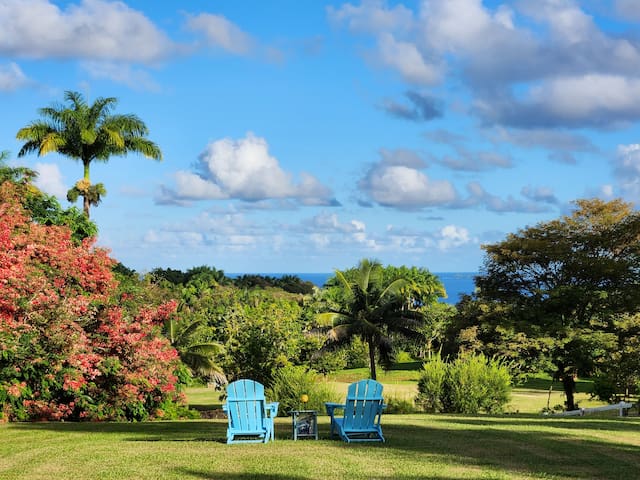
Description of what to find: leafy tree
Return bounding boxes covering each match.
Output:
[0,151,96,242]
[16,91,161,217]
[0,183,183,421]
[150,267,188,285]
[471,199,640,410]
[221,292,304,385]
[163,315,227,386]
[318,259,427,380]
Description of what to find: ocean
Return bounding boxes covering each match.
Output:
[229,272,477,305]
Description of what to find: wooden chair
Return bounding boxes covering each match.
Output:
[223,379,279,444]
[325,379,386,442]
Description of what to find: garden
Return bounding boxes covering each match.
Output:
[2,92,640,479]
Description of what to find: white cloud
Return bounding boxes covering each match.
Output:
[34,163,67,198]
[359,153,457,209]
[327,0,414,34]
[614,144,640,199]
[363,164,456,208]
[0,62,28,91]
[376,33,441,85]
[437,225,471,250]
[81,61,160,91]
[185,13,254,55]
[333,0,640,128]
[160,133,336,206]
[616,0,640,21]
[529,75,640,123]
[0,0,176,62]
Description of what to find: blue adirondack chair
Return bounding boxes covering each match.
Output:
[223,379,279,444]
[325,379,386,442]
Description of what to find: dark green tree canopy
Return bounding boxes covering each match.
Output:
[469,198,640,410]
[319,259,437,380]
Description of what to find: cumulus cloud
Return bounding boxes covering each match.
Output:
[33,163,67,198]
[615,0,640,21]
[476,75,640,128]
[331,0,640,128]
[614,144,640,199]
[327,0,414,34]
[381,90,443,121]
[185,13,254,55]
[521,185,559,205]
[0,0,176,62]
[0,62,28,91]
[358,151,457,209]
[158,133,337,207]
[437,225,471,250]
[376,33,442,85]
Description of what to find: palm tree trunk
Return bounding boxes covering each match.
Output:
[83,195,90,218]
[562,373,577,411]
[83,160,90,218]
[368,338,377,380]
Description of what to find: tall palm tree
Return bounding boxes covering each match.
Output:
[318,259,425,380]
[16,91,162,218]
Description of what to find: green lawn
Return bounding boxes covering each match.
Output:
[2,414,639,479]
[185,368,607,415]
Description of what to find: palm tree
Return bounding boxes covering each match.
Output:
[16,91,162,218]
[164,315,227,387]
[318,259,425,380]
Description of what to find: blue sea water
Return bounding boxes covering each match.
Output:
[229,272,477,305]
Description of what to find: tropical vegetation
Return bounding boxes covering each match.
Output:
[2,93,640,428]
[16,91,162,217]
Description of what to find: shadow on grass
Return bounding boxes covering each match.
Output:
[176,469,455,480]
[10,415,640,479]
[380,416,640,479]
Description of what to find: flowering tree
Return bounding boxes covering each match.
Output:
[0,183,182,421]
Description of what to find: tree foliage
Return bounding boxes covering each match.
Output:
[0,183,183,421]
[16,91,162,217]
[0,153,97,243]
[318,259,433,380]
[465,199,640,410]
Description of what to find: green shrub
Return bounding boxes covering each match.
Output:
[415,353,512,414]
[267,365,339,416]
[344,338,368,369]
[394,350,414,363]
[309,350,347,375]
[416,355,447,413]
[384,395,418,414]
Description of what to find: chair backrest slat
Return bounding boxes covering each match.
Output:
[343,379,384,430]
[227,379,266,432]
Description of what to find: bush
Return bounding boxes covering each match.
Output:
[344,338,368,369]
[384,395,418,414]
[309,350,347,375]
[266,365,339,415]
[416,355,447,413]
[415,353,512,414]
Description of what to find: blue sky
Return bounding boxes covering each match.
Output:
[2,0,640,274]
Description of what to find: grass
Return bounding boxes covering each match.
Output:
[2,414,640,479]
[184,368,608,414]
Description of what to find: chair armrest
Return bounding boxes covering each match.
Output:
[266,402,279,417]
[325,402,345,417]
